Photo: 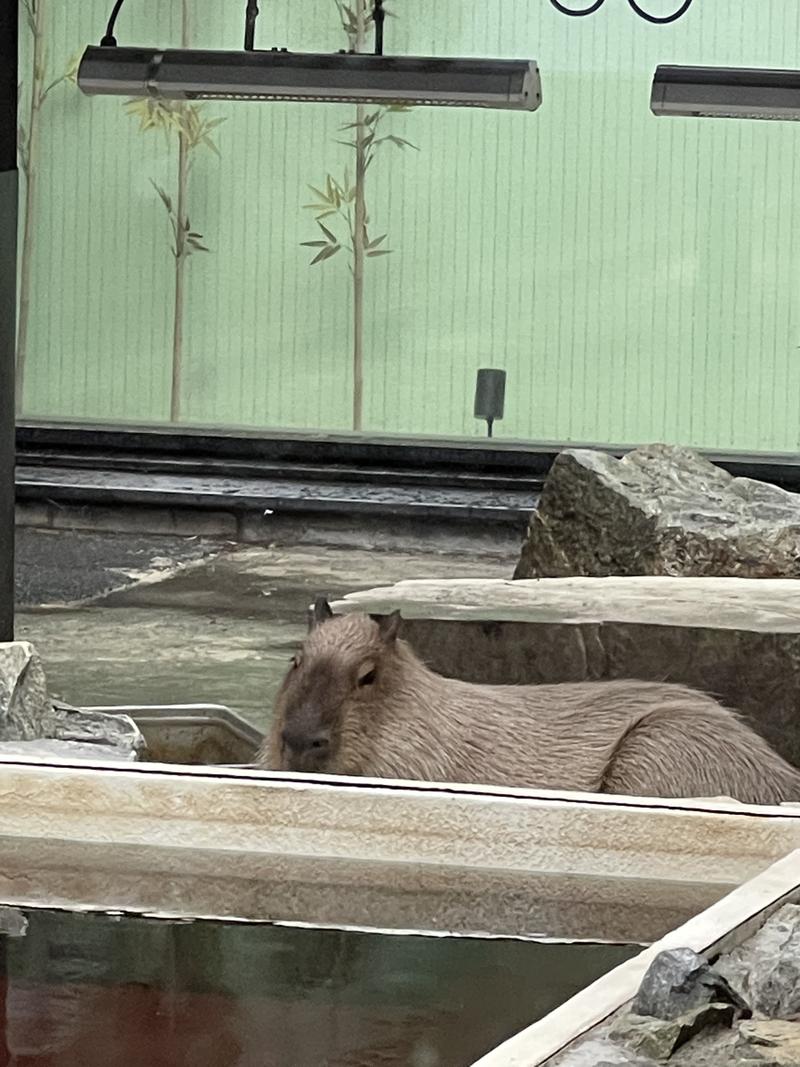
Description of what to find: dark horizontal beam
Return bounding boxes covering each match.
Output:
[15,420,800,491]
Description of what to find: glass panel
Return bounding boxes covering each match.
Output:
[17,1,800,447]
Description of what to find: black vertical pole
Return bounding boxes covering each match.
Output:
[0,3,17,640]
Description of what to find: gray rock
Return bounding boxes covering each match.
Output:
[0,907,28,938]
[514,444,800,580]
[633,947,750,1020]
[610,1003,737,1060]
[0,642,60,740]
[0,739,139,762]
[554,1037,656,1066]
[49,703,145,760]
[0,642,144,760]
[736,1020,800,1064]
[717,905,800,1019]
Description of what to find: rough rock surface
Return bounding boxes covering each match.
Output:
[632,947,750,1020]
[0,739,139,762]
[0,642,144,760]
[610,1003,737,1060]
[555,1038,656,1066]
[0,642,60,740]
[554,904,800,1067]
[514,444,800,580]
[716,905,800,1020]
[736,1019,800,1064]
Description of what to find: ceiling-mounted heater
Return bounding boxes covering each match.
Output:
[77,0,541,112]
[651,65,800,121]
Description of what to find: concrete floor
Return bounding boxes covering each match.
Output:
[15,528,516,736]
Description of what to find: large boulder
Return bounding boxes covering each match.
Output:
[0,641,144,761]
[514,444,800,580]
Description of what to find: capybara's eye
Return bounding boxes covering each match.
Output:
[291,654,302,669]
[358,669,377,687]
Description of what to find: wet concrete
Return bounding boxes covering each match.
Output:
[15,528,224,606]
[14,530,515,735]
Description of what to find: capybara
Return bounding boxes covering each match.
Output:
[258,599,800,804]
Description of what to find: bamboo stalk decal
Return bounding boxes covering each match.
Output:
[171,0,190,423]
[301,0,417,432]
[125,0,224,422]
[16,1,77,413]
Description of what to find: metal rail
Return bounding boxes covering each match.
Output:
[14,421,800,529]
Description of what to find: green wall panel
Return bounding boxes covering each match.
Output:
[16,0,800,449]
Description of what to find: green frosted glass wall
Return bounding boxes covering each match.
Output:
[15,0,800,448]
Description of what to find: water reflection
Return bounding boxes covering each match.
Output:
[0,908,636,1066]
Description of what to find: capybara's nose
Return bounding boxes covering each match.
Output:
[281,726,331,758]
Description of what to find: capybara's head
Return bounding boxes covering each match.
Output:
[271,597,402,773]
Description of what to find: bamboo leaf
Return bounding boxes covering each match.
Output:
[335,140,358,149]
[310,243,341,264]
[202,136,222,157]
[41,74,66,100]
[387,135,418,150]
[308,184,332,204]
[367,249,392,257]
[317,221,337,242]
[64,53,81,86]
[149,180,173,214]
[300,240,328,247]
[366,233,387,250]
[314,209,338,220]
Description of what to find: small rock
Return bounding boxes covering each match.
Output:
[736,1020,800,1065]
[555,1037,655,1066]
[717,906,800,1019]
[0,739,139,762]
[611,1002,737,1061]
[0,642,60,741]
[0,907,28,938]
[50,704,145,760]
[633,947,750,1020]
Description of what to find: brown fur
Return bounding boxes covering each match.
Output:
[258,608,800,805]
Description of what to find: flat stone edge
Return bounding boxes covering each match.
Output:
[331,576,800,634]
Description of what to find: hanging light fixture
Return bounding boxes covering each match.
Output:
[77,0,541,112]
[651,65,800,121]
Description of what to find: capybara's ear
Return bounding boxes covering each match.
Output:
[308,596,333,630]
[376,610,402,643]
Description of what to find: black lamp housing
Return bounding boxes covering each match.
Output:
[77,46,542,111]
[651,65,800,121]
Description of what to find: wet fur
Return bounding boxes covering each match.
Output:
[258,611,800,804]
